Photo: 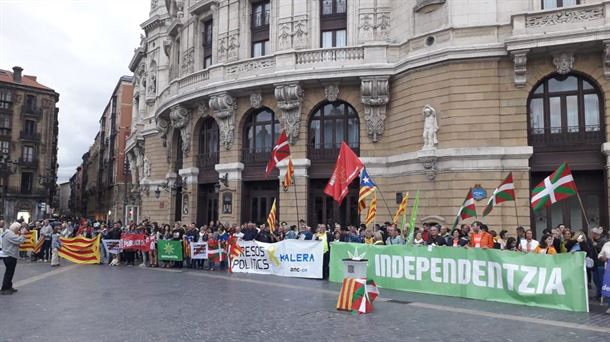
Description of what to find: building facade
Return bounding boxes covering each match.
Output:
[0,66,59,223]
[126,0,610,236]
[70,77,134,222]
[58,181,71,216]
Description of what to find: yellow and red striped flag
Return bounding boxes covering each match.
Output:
[59,235,101,264]
[282,158,294,191]
[337,278,359,311]
[33,235,44,254]
[267,198,277,233]
[19,230,38,251]
[392,192,409,224]
[364,193,377,225]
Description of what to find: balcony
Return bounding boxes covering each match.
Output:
[295,46,364,65]
[241,147,272,164]
[308,143,360,161]
[528,126,604,147]
[198,152,219,169]
[18,157,38,169]
[19,131,41,142]
[21,105,42,118]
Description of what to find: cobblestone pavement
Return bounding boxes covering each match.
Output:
[1,261,609,342]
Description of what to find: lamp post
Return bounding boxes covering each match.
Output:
[0,156,18,220]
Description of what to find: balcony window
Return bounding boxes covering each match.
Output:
[242,108,279,164]
[528,74,603,146]
[21,172,33,194]
[0,89,11,110]
[251,1,270,57]
[0,140,9,157]
[542,0,579,9]
[198,117,219,169]
[25,95,36,112]
[320,0,347,48]
[24,119,36,135]
[22,145,34,162]
[202,19,213,69]
[308,100,359,160]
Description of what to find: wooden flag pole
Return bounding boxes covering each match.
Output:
[576,192,590,232]
[513,198,520,228]
[293,174,301,230]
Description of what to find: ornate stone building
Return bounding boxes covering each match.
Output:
[127,0,610,236]
[0,66,59,222]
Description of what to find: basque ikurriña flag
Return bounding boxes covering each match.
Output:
[483,173,516,217]
[452,189,477,229]
[531,162,577,211]
[325,142,364,204]
[266,131,290,175]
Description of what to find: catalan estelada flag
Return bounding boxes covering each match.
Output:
[19,230,38,251]
[59,235,101,264]
[337,278,359,311]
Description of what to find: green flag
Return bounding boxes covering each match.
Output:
[158,240,183,261]
[406,190,420,243]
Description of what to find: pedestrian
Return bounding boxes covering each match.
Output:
[40,219,53,262]
[51,226,62,267]
[1,222,25,295]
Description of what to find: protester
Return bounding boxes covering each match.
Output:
[373,231,385,245]
[412,231,425,246]
[534,234,557,255]
[447,229,468,247]
[597,237,610,314]
[469,222,494,249]
[426,225,446,246]
[314,224,332,279]
[590,227,608,301]
[385,225,405,245]
[1,222,25,295]
[519,229,538,253]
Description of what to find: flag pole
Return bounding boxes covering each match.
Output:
[576,192,590,232]
[293,172,301,230]
[513,198,520,228]
[376,188,394,222]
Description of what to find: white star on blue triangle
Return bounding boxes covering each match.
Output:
[360,168,376,187]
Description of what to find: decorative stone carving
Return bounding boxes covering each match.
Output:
[358,13,374,42]
[143,156,151,179]
[324,84,339,102]
[511,50,528,88]
[225,58,275,75]
[156,117,171,147]
[217,35,228,63]
[604,40,610,79]
[275,83,304,145]
[553,52,574,75]
[361,77,389,142]
[176,0,184,18]
[292,19,308,49]
[278,21,292,50]
[197,101,209,119]
[169,104,193,157]
[227,31,240,62]
[163,38,172,56]
[151,0,159,9]
[209,93,237,150]
[250,93,262,109]
[525,6,604,28]
[126,151,139,188]
[422,105,439,150]
[181,47,194,76]
[420,156,438,180]
[375,11,390,41]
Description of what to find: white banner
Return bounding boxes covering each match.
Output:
[102,239,122,254]
[231,240,323,279]
[190,242,208,259]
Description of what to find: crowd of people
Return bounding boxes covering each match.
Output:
[1,217,610,314]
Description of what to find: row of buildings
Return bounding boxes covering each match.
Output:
[71,0,610,237]
[67,77,134,223]
[0,66,59,222]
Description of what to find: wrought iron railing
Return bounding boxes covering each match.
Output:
[529,125,603,146]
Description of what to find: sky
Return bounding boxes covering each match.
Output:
[0,0,149,183]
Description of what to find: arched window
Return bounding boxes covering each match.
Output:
[528,74,603,146]
[308,100,359,160]
[242,107,280,163]
[198,117,219,169]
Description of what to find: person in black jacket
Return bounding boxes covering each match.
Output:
[426,226,446,246]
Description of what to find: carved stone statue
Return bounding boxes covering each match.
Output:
[209,93,237,150]
[169,105,192,156]
[422,105,439,150]
[143,156,151,178]
[148,73,157,95]
[275,83,303,145]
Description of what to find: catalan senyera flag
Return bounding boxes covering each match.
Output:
[483,172,516,217]
[531,162,578,211]
[59,235,101,264]
[364,193,377,225]
[33,236,44,254]
[282,158,294,191]
[19,230,38,252]
[392,192,409,224]
[358,168,377,213]
[267,198,277,233]
[337,277,359,311]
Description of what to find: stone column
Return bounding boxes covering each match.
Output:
[278,158,310,226]
[215,162,244,224]
[179,167,199,223]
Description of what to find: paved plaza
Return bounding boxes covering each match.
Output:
[0,261,609,342]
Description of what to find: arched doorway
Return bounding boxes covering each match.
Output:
[307,100,360,227]
[528,73,607,235]
[241,107,280,225]
[196,117,220,226]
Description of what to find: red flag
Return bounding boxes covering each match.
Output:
[324,142,364,204]
[266,131,290,175]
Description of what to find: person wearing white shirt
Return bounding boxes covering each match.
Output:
[519,229,539,253]
[597,239,610,314]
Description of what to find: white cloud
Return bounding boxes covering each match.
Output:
[0,0,149,182]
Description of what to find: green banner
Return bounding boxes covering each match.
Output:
[330,243,588,312]
[158,240,183,261]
